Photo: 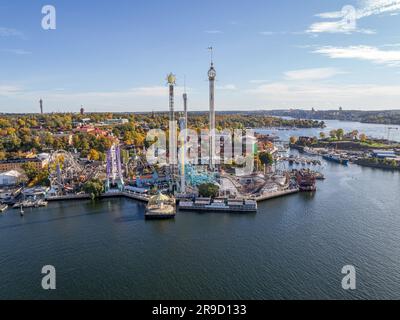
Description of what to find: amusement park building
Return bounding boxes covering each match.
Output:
[0,170,23,186]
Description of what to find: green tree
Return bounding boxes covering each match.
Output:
[83,179,105,199]
[21,163,50,186]
[336,129,344,140]
[198,183,219,198]
[22,162,39,181]
[258,151,274,166]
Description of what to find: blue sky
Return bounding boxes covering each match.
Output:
[1,0,400,113]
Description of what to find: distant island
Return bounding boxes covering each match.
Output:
[260,109,400,125]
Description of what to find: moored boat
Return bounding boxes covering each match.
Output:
[323,154,349,165]
[296,169,317,192]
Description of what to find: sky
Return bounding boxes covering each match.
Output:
[1,0,400,113]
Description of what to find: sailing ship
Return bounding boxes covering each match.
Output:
[296,169,317,192]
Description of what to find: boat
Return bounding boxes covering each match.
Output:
[0,204,8,213]
[296,169,317,192]
[303,147,319,156]
[12,199,48,209]
[145,192,176,219]
[322,153,349,165]
[314,172,325,180]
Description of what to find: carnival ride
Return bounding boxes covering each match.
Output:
[48,150,104,196]
[185,164,217,187]
[105,144,124,192]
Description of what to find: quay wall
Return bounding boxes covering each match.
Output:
[46,192,150,203]
[46,190,298,206]
[255,188,299,202]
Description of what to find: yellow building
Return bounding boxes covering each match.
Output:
[0,158,46,173]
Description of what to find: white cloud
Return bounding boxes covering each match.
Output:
[314,45,400,67]
[216,84,237,90]
[382,43,400,47]
[308,20,375,34]
[308,1,400,34]
[358,0,400,18]
[284,68,346,81]
[0,27,23,38]
[0,85,22,96]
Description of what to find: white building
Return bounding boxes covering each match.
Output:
[0,170,22,186]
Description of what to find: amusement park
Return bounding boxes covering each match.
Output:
[0,53,328,219]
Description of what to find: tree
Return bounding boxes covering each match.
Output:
[319,132,326,139]
[336,129,344,140]
[258,151,274,166]
[198,183,219,198]
[88,149,100,161]
[359,133,367,142]
[350,130,359,140]
[83,179,105,199]
[22,162,39,181]
[329,130,337,139]
[289,136,298,144]
[21,162,50,186]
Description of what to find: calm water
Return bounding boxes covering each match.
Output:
[259,119,400,142]
[0,122,400,300]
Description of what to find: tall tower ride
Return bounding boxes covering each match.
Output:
[39,99,43,114]
[179,78,189,194]
[183,77,188,132]
[208,47,216,169]
[167,73,177,191]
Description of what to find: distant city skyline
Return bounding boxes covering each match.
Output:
[1,0,400,113]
